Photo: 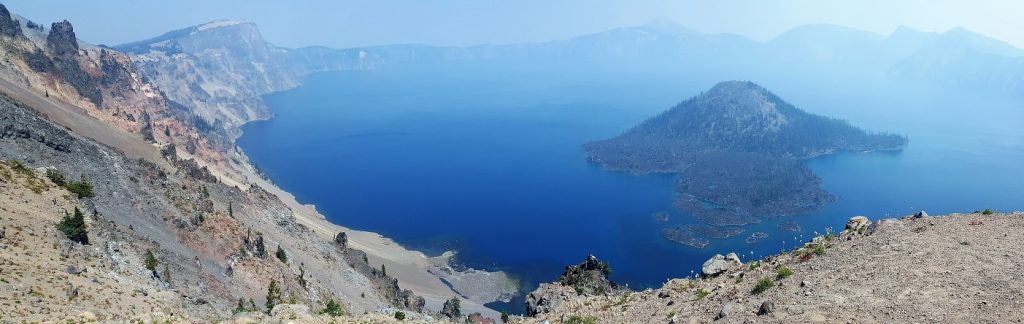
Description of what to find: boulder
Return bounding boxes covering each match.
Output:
[525,283,575,316]
[757,300,775,315]
[334,231,348,249]
[702,253,742,276]
[716,302,743,320]
[913,210,929,218]
[845,216,870,232]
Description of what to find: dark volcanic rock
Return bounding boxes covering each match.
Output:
[22,48,54,73]
[440,297,462,319]
[558,254,620,295]
[333,231,348,249]
[47,20,79,56]
[758,300,775,315]
[0,3,23,38]
[242,230,267,259]
[52,55,103,107]
[99,50,129,86]
[524,256,643,316]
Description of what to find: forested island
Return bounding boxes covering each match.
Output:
[585,81,907,245]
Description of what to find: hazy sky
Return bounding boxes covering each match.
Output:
[5,0,1023,49]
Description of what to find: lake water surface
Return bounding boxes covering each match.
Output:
[238,67,1024,312]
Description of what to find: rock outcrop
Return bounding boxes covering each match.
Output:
[525,255,622,316]
[0,3,21,38]
[46,20,78,56]
[557,254,618,295]
[845,215,870,232]
[440,297,462,319]
[524,283,576,316]
[701,252,742,276]
[334,231,348,248]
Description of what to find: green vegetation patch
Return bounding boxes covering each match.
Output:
[694,288,710,300]
[319,299,344,317]
[566,315,598,324]
[57,207,89,244]
[752,278,774,294]
[776,266,794,280]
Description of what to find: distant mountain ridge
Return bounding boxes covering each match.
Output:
[113,19,1024,138]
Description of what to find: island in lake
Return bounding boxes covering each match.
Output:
[585,81,907,246]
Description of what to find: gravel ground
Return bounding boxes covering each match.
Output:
[517,212,1024,323]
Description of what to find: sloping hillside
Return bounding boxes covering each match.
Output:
[516,212,1024,323]
[0,3,512,322]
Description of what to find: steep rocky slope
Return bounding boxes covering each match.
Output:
[0,4,511,321]
[0,7,234,174]
[517,212,1024,323]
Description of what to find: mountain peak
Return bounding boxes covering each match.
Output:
[706,80,764,94]
[640,18,696,35]
[196,19,250,31]
[933,26,1023,57]
[115,19,265,55]
[771,24,884,44]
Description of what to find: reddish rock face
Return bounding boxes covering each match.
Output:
[468,312,496,324]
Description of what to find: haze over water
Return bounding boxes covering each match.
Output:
[238,64,1024,311]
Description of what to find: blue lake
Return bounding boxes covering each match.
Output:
[238,67,1024,312]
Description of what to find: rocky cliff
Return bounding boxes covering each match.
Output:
[116,20,298,131]
[0,83,436,321]
[0,11,235,175]
[0,4,510,322]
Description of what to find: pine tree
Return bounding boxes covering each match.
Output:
[233,297,246,314]
[319,299,344,317]
[144,250,158,273]
[275,244,288,263]
[298,266,308,289]
[265,280,282,313]
[228,202,234,218]
[57,207,88,244]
